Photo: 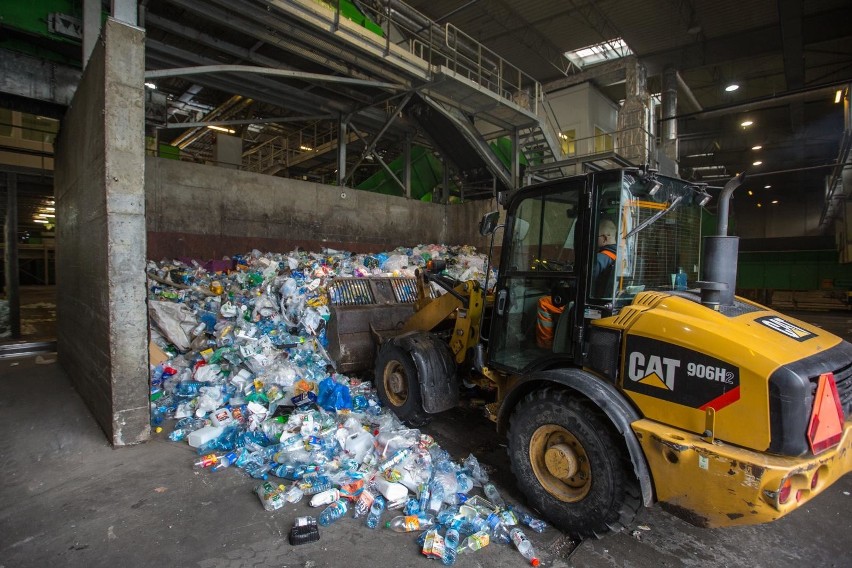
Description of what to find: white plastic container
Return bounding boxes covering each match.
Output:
[373,476,408,502]
[187,425,225,448]
[344,430,374,464]
[309,488,341,507]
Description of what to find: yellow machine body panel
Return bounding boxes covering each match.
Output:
[595,292,842,451]
[632,418,852,527]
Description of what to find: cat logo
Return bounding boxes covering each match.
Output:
[628,352,680,391]
[755,316,816,342]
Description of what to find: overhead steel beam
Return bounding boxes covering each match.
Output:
[158,115,335,129]
[144,13,375,105]
[145,65,404,91]
[0,49,81,108]
[163,0,416,86]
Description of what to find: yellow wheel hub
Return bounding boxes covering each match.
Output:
[530,425,591,502]
[383,360,409,407]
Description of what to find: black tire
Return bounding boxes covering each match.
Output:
[508,388,641,539]
[374,342,430,426]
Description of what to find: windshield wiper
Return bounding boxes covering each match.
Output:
[624,195,683,239]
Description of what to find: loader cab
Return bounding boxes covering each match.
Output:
[487,169,705,374]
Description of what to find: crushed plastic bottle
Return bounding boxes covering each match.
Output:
[458,530,490,554]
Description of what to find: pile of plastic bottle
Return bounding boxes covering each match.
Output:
[147,244,548,565]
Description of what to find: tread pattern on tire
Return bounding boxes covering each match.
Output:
[508,387,642,539]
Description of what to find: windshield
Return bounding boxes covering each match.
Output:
[595,172,703,306]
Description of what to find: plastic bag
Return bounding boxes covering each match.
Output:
[317,377,352,411]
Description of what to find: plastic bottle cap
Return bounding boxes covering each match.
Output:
[531,559,540,567]
[384,521,391,529]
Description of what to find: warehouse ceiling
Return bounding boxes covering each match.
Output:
[140,0,852,196]
[2,0,852,236]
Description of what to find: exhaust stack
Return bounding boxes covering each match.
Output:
[700,173,745,308]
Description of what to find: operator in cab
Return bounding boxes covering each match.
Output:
[593,219,617,294]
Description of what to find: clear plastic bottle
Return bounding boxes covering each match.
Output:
[318,499,348,526]
[487,512,511,545]
[442,527,459,566]
[366,495,386,529]
[385,514,436,533]
[517,511,548,533]
[459,530,490,553]
[509,527,540,567]
[483,483,507,510]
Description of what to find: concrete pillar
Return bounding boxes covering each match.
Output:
[55,18,149,446]
[4,173,20,338]
[615,57,651,167]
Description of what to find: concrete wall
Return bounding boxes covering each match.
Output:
[146,157,496,259]
[547,83,619,156]
[55,19,149,446]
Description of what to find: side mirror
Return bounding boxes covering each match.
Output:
[479,211,500,236]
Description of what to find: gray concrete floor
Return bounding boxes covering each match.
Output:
[1,311,851,568]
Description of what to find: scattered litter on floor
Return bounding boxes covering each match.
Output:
[147,245,548,565]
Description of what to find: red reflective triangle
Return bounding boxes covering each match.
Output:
[807,373,845,455]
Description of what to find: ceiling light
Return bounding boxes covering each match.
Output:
[751,145,762,150]
[741,120,754,127]
[725,84,740,92]
[145,82,157,89]
[37,213,55,218]
[771,200,779,204]
[748,190,754,196]
[752,160,762,166]
[836,89,843,104]
[33,219,48,224]
[757,203,762,208]
[300,145,313,152]
[764,185,772,189]
[42,207,55,212]
[207,125,235,134]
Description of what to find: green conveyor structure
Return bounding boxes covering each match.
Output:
[356,139,525,202]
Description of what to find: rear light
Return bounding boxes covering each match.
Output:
[778,477,793,504]
[795,490,803,503]
[807,373,845,455]
[811,469,819,489]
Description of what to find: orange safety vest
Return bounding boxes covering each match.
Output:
[536,296,565,349]
[601,249,617,261]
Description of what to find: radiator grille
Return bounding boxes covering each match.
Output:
[820,358,852,417]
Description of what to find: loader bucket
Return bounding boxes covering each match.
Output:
[326,277,424,373]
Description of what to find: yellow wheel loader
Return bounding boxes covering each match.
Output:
[327,168,852,538]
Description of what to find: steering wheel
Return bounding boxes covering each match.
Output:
[531,258,572,272]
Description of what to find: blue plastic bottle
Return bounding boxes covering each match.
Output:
[318,500,348,526]
[366,495,386,529]
[443,528,459,566]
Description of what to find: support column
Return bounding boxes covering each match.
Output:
[442,158,451,204]
[337,117,347,186]
[56,19,148,446]
[615,57,651,167]
[511,128,520,190]
[403,134,412,199]
[661,65,679,175]
[4,173,20,339]
[83,0,101,69]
